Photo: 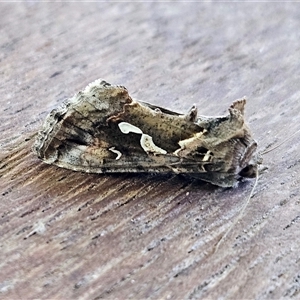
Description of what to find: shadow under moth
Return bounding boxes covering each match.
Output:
[34,79,262,188]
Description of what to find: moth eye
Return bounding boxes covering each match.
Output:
[239,165,256,178]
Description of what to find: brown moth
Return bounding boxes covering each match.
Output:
[33,79,262,187]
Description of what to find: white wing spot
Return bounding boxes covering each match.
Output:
[140,134,167,155]
[118,122,143,134]
[118,122,167,155]
[109,147,122,160]
[202,150,212,162]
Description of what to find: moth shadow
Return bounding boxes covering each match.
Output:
[96,172,215,192]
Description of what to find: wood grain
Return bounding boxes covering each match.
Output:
[1,3,300,299]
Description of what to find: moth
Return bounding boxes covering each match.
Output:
[34,79,262,187]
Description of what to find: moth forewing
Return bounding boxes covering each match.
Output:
[34,79,260,187]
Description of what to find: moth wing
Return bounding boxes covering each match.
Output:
[34,79,257,188]
[33,79,200,174]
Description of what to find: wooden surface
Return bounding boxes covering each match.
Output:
[1,3,300,299]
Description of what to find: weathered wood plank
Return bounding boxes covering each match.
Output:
[1,3,300,299]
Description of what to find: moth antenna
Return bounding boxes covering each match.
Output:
[261,128,300,155]
[212,168,259,254]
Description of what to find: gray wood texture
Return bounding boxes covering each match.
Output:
[1,3,300,299]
